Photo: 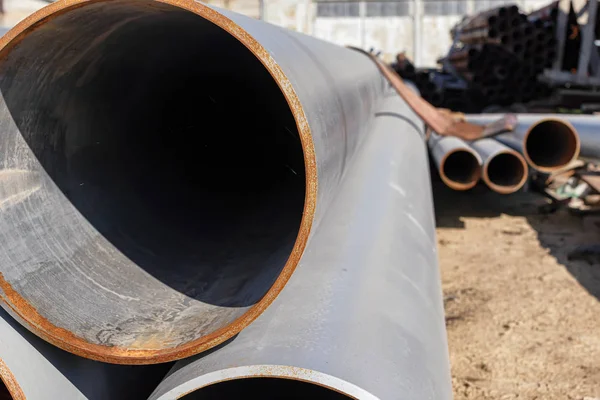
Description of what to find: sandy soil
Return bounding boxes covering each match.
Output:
[433,180,600,400]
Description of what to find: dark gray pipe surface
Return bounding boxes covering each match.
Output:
[147,90,452,400]
[0,308,171,400]
[0,1,385,363]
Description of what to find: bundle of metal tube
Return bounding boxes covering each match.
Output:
[148,89,453,400]
[0,308,172,399]
[465,114,580,172]
[0,0,392,366]
[447,3,559,107]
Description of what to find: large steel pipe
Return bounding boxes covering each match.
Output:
[428,133,482,191]
[0,308,170,400]
[147,91,452,400]
[466,114,580,172]
[0,1,385,364]
[469,138,528,194]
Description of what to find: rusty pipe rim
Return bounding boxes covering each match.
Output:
[0,0,317,365]
[522,118,580,173]
[0,359,24,400]
[482,149,529,194]
[151,366,374,400]
[438,148,482,191]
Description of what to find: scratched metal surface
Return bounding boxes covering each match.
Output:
[0,308,171,400]
[148,91,453,400]
[0,0,385,363]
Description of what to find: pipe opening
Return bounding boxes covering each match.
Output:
[486,152,527,191]
[181,378,353,399]
[501,35,511,45]
[525,120,579,170]
[0,0,308,362]
[0,380,12,400]
[441,150,480,189]
[494,66,509,79]
[489,29,499,38]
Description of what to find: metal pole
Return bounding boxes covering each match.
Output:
[0,0,385,364]
[148,90,452,400]
[0,308,170,400]
[577,0,598,79]
[414,0,422,65]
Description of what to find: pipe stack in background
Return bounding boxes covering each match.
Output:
[0,0,452,398]
[393,2,561,113]
[429,112,581,194]
[448,2,558,105]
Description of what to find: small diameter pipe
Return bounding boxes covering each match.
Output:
[465,114,580,172]
[469,138,529,194]
[428,132,482,191]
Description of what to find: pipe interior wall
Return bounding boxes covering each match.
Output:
[0,0,306,362]
[0,0,385,363]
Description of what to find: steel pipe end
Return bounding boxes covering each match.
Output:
[482,150,529,194]
[149,366,373,400]
[439,148,482,191]
[0,0,316,364]
[523,118,580,172]
[0,362,22,400]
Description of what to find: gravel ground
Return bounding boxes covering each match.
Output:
[433,181,600,400]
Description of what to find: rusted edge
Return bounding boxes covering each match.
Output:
[438,148,482,191]
[162,366,369,400]
[0,0,317,365]
[348,46,487,141]
[0,358,25,400]
[482,149,529,194]
[522,118,581,173]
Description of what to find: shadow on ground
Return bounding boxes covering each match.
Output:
[432,172,600,301]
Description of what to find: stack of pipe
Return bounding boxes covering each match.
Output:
[0,0,452,399]
[429,113,581,194]
[446,2,559,107]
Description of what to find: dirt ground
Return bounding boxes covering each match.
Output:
[433,180,600,400]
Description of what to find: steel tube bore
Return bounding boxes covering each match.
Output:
[428,133,482,191]
[466,115,580,172]
[148,91,452,400]
[469,139,528,194]
[0,1,385,364]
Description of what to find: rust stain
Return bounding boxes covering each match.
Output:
[0,0,317,365]
[0,357,25,400]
